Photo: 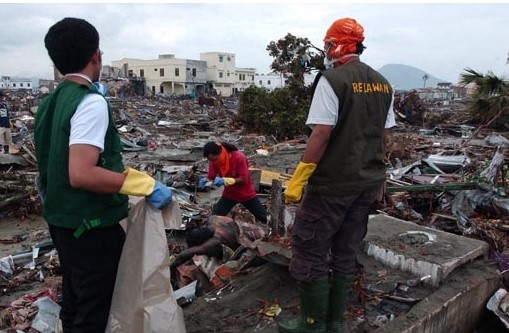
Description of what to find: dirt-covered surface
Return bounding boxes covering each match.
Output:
[0,214,505,333]
[182,251,436,333]
[0,215,51,308]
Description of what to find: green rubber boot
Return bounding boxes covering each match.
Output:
[326,274,355,333]
[277,276,329,333]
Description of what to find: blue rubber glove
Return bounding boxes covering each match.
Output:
[147,181,172,209]
[213,176,225,187]
[198,177,208,190]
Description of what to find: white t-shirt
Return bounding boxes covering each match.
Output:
[306,76,396,129]
[69,94,109,152]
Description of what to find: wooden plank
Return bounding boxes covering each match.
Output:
[250,168,292,187]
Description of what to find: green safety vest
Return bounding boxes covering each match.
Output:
[35,81,128,237]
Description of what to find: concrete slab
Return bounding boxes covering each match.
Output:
[371,258,500,333]
[0,152,27,166]
[363,214,489,287]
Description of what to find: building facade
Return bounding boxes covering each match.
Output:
[111,52,259,97]
[254,72,317,91]
[111,54,207,97]
[233,67,256,95]
[0,76,38,91]
[200,52,236,96]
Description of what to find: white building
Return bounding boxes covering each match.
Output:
[111,54,207,97]
[199,52,237,96]
[255,73,285,91]
[112,52,257,97]
[233,67,256,95]
[255,72,317,91]
[0,76,38,91]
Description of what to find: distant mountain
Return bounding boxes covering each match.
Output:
[377,63,449,91]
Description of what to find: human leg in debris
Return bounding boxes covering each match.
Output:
[212,196,237,217]
[0,127,11,154]
[240,197,268,224]
[171,227,223,269]
[48,224,125,333]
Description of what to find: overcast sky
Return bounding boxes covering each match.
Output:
[1,3,508,84]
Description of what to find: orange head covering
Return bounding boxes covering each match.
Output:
[215,144,230,177]
[324,18,365,60]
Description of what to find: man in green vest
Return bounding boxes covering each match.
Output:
[35,17,173,333]
[278,17,396,333]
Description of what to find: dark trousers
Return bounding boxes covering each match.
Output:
[48,223,125,333]
[213,196,267,224]
[289,188,378,282]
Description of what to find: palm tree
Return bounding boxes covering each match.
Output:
[460,67,509,128]
[422,74,429,88]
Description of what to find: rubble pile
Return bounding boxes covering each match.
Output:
[1,91,509,332]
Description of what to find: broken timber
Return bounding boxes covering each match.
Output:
[386,182,478,193]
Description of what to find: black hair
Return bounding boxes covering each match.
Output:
[186,227,215,247]
[203,141,238,158]
[44,17,99,75]
[356,43,366,55]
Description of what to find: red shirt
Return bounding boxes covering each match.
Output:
[208,150,257,202]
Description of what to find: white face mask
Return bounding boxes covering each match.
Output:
[323,57,336,69]
[323,53,359,69]
[323,43,336,69]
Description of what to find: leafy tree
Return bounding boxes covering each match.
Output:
[237,86,309,140]
[237,33,324,140]
[266,33,324,90]
[460,68,509,128]
[236,86,271,134]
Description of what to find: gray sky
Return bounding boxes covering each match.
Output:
[1,3,508,84]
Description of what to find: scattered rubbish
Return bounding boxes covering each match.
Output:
[30,296,61,333]
[487,288,509,329]
[174,280,198,307]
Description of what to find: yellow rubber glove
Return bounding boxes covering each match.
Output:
[223,177,236,186]
[284,162,317,204]
[119,168,155,196]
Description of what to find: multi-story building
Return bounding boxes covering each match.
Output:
[199,52,236,96]
[0,76,38,90]
[255,72,317,91]
[255,73,285,91]
[111,54,207,97]
[185,59,208,97]
[111,52,257,97]
[233,67,256,95]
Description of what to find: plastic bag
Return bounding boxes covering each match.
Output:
[106,198,186,333]
[31,296,61,333]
